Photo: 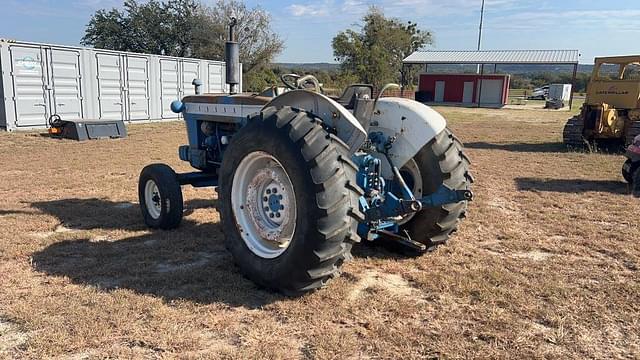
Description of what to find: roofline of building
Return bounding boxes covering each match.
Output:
[403,49,580,65]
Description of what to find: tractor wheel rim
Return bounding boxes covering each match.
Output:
[231,151,297,259]
[398,158,423,225]
[145,180,162,219]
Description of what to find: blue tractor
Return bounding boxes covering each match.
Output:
[138,19,473,295]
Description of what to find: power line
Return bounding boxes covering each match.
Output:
[477,0,485,51]
[476,0,485,74]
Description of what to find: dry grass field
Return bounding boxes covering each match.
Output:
[1,106,638,359]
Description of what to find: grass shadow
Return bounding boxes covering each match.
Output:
[516,177,629,194]
[465,141,566,153]
[25,198,217,231]
[351,238,423,259]
[30,198,283,308]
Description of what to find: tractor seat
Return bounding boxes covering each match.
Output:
[333,84,374,109]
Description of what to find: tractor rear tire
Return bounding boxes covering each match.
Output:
[622,159,635,183]
[138,164,183,229]
[400,128,473,251]
[625,120,640,146]
[563,115,586,149]
[633,168,640,198]
[218,106,362,295]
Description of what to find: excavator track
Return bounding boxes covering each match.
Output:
[563,115,586,148]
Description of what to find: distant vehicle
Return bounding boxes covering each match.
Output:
[528,85,549,100]
[563,55,640,148]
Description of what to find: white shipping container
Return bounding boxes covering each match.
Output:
[0,39,239,131]
[548,83,572,102]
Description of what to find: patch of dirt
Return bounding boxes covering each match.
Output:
[348,270,423,302]
[30,224,79,239]
[0,318,28,356]
[512,250,554,262]
[154,252,225,273]
[486,196,520,215]
[54,224,76,233]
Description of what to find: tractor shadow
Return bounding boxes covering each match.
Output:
[26,198,216,232]
[351,239,423,259]
[465,141,566,153]
[515,177,629,194]
[29,198,283,308]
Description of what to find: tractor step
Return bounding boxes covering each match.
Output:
[176,172,218,188]
[376,229,427,252]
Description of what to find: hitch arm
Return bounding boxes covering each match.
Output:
[364,186,471,222]
[420,185,473,208]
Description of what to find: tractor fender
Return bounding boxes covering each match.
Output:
[264,90,367,153]
[370,97,447,178]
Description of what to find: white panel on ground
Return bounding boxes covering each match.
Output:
[96,53,124,120]
[126,56,150,120]
[462,81,474,103]
[160,59,179,118]
[9,45,48,127]
[208,63,225,93]
[477,79,503,105]
[49,49,83,120]
[435,81,445,102]
[182,60,200,96]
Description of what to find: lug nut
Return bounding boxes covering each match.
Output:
[266,189,271,194]
[263,196,268,201]
[276,213,281,218]
[280,205,284,210]
[264,206,269,212]
[278,195,283,200]
[269,213,274,218]
[272,188,278,194]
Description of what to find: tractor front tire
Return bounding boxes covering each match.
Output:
[400,128,473,251]
[138,164,183,229]
[219,106,362,295]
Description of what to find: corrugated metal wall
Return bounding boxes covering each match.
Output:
[0,40,241,131]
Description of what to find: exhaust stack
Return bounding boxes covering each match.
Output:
[225,17,240,94]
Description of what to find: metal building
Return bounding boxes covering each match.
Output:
[417,74,510,107]
[402,49,580,108]
[0,39,241,131]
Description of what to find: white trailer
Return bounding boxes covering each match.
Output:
[0,39,241,131]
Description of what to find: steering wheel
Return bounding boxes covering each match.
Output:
[280,73,301,90]
[280,73,323,93]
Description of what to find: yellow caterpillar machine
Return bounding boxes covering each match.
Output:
[563,55,640,148]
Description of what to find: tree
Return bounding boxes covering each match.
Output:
[81,0,200,56]
[81,0,283,82]
[196,1,284,75]
[332,7,432,88]
[244,67,279,92]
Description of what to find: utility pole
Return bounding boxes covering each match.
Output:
[476,0,485,74]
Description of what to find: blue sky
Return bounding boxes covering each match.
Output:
[0,0,639,64]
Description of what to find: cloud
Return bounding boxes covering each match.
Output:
[486,9,640,32]
[285,0,509,22]
[376,0,520,17]
[288,3,331,17]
